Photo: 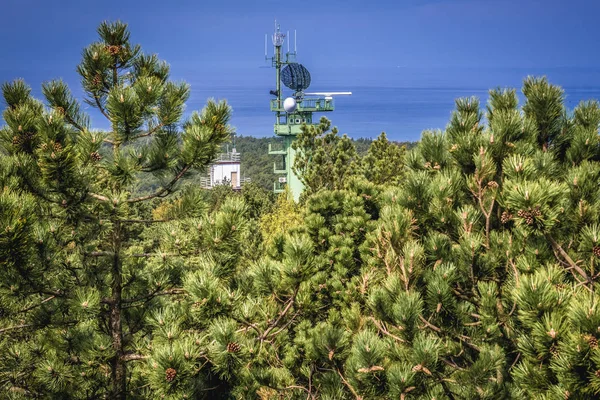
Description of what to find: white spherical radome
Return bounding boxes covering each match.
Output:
[283,97,297,113]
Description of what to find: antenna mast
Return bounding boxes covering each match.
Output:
[264,22,349,201]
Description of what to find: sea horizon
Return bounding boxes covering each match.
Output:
[4,66,600,142]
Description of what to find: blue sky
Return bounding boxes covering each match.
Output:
[1,0,600,136]
[2,0,600,76]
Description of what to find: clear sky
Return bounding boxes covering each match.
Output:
[1,0,600,136]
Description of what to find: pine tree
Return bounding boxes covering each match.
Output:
[0,21,232,398]
[361,132,406,186]
[141,76,600,399]
[292,117,360,197]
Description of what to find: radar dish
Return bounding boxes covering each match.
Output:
[281,63,311,91]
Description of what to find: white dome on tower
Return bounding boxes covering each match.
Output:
[283,97,297,113]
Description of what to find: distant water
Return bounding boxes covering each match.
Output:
[5,67,600,143]
[186,85,600,143]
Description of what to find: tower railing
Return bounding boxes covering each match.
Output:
[213,152,240,162]
[270,98,334,113]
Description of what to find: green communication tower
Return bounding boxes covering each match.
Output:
[266,22,351,201]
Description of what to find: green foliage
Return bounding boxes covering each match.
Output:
[361,132,406,185]
[293,117,361,197]
[0,20,232,399]
[3,22,600,399]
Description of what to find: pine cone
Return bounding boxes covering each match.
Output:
[517,209,526,218]
[53,142,63,152]
[226,342,241,353]
[12,135,23,146]
[584,334,598,349]
[487,181,499,189]
[554,283,568,290]
[90,151,102,162]
[92,74,102,87]
[532,207,542,217]
[596,370,600,378]
[55,106,65,116]
[500,211,513,224]
[105,45,122,55]
[165,367,177,382]
[593,246,600,258]
[549,343,559,357]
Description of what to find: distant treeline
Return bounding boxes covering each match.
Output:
[231,135,417,189]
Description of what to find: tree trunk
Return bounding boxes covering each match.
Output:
[110,219,126,399]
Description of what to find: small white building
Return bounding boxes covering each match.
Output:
[200,148,249,190]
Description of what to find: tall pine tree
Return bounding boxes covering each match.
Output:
[0,21,232,398]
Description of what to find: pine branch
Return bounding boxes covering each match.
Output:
[118,218,169,223]
[546,234,591,284]
[260,286,299,341]
[94,95,110,120]
[419,315,441,333]
[369,317,406,343]
[89,193,110,202]
[440,379,457,400]
[86,251,113,257]
[0,323,37,334]
[63,113,86,133]
[122,288,184,305]
[336,368,362,400]
[270,311,301,338]
[127,164,191,203]
[440,357,464,371]
[121,354,148,362]
[130,252,177,258]
[131,123,164,140]
[15,295,56,314]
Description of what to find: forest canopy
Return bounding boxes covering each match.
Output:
[2,21,600,400]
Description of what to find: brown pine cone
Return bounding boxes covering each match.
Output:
[487,181,499,189]
[554,283,568,290]
[517,209,526,218]
[90,151,102,162]
[226,342,241,353]
[92,74,102,87]
[593,246,600,258]
[105,45,122,55]
[55,106,65,116]
[549,343,559,357]
[500,211,513,224]
[584,334,598,349]
[532,207,542,217]
[12,135,22,146]
[53,142,63,152]
[596,370,600,378]
[165,367,177,382]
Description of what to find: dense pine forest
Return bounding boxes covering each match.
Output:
[2,21,600,399]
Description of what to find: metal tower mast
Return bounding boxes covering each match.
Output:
[265,22,349,201]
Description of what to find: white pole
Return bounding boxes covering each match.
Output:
[287,31,289,53]
[294,30,297,52]
[265,34,267,57]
